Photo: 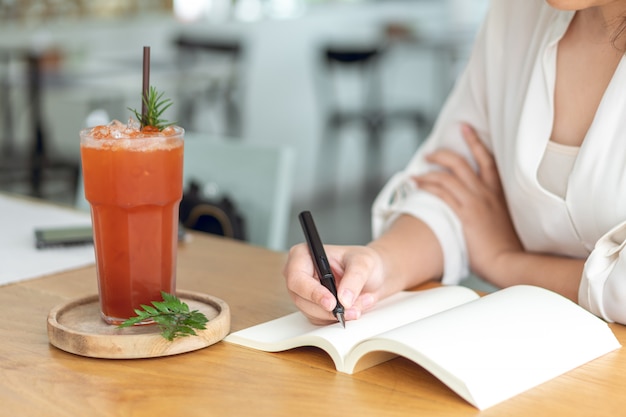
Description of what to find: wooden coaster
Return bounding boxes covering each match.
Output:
[47,290,230,359]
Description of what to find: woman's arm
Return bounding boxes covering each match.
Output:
[366,214,445,296]
[414,124,584,301]
[484,251,584,302]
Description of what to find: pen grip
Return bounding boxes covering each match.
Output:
[319,273,338,297]
[320,274,344,314]
[298,210,344,316]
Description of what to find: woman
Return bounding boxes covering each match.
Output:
[284,0,626,325]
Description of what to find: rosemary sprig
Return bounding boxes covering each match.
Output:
[118,292,209,341]
[129,86,176,131]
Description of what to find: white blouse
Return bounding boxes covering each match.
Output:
[372,0,626,323]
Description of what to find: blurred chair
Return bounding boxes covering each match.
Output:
[315,43,429,193]
[75,173,88,212]
[76,135,295,252]
[0,49,80,200]
[173,34,245,138]
[183,134,295,251]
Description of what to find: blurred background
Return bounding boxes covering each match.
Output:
[0,0,488,251]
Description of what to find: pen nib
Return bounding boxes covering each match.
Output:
[337,312,346,328]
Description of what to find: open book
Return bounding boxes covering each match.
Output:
[225,285,620,410]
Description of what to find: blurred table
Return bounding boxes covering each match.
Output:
[0,193,93,285]
[1,197,626,415]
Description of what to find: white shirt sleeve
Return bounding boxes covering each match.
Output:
[579,220,626,324]
[371,3,497,285]
[372,171,469,285]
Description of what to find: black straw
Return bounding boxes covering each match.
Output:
[141,46,150,125]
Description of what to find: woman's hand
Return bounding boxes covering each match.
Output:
[412,124,523,282]
[284,213,445,324]
[283,243,385,325]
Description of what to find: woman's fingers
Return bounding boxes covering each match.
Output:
[283,244,335,311]
[424,149,480,193]
[461,124,500,191]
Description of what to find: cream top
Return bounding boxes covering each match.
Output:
[537,140,580,199]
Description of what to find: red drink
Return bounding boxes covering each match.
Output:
[80,122,184,324]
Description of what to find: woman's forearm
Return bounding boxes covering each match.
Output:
[486,250,584,301]
[367,215,445,297]
[369,214,584,303]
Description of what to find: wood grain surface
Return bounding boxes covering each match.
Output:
[1,231,626,417]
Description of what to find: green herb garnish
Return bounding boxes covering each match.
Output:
[128,86,175,131]
[118,292,209,341]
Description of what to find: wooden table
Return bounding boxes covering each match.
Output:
[1,232,625,417]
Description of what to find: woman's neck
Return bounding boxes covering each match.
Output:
[576,4,626,48]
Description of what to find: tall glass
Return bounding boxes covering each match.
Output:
[80,123,184,325]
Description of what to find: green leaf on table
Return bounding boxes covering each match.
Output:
[118,292,209,341]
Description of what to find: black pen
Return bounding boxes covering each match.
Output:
[298,210,346,328]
